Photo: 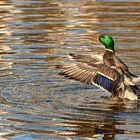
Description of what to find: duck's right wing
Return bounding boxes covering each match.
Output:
[57,62,122,93]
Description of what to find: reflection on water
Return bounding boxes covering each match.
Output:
[0,0,140,139]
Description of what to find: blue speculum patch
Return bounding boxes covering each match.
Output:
[95,74,114,92]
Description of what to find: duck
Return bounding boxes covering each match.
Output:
[57,34,140,101]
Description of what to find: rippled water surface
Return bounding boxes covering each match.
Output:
[0,0,140,139]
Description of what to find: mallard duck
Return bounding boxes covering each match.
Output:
[57,34,140,101]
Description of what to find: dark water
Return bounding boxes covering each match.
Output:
[0,0,140,139]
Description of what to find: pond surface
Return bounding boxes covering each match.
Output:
[0,0,140,139]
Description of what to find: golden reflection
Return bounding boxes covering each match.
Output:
[52,102,138,139]
[0,0,17,75]
[10,0,100,48]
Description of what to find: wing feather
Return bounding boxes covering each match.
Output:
[57,62,121,93]
[69,53,103,65]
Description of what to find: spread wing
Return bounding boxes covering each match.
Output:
[69,53,103,65]
[57,63,121,93]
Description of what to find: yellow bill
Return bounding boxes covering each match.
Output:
[89,37,98,41]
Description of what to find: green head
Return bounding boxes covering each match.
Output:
[99,34,115,52]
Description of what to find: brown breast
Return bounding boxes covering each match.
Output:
[103,51,116,67]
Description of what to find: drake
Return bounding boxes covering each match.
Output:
[57,34,140,101]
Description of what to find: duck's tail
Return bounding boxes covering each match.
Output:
[132,77,140,84]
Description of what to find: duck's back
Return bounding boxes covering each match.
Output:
[103,50,129,71]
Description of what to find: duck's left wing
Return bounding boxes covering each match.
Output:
[57,62,121,93]
[69,53,103,64]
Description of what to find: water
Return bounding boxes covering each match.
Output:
[0,0,140,139]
